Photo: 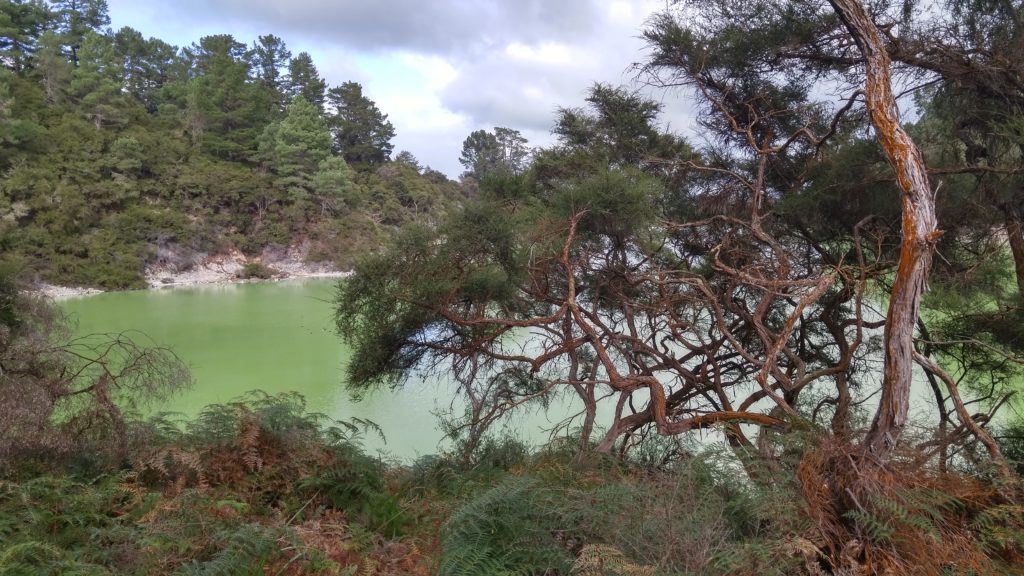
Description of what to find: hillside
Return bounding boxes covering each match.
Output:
[1,2,463,288]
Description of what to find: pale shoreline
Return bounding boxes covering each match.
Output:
[35,257,352,300]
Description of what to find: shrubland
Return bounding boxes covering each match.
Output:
[2,277,1024,574]
[5,0,1024,574]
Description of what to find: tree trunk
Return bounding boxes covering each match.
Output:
[829,0,940,458]
[1005,203,1024,295]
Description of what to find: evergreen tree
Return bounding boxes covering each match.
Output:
[286,52,325,111]
[458,129,499,179]
[187,34,270,160]
[31,30,70,104]
[50,0,110,66]
[393,150,421,171]
[0,0,48,72]
[459,127,529,179]
[112,26,177,112]
[312,155,354,214]
[70,30,127,128]
[252,34,290,111]
[326,81,394,167]
[262,96,330,178]
[0,69,45,166]
[258,96,332,217]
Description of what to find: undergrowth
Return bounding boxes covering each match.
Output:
[3,395,1024,575]
[0,391,428,576]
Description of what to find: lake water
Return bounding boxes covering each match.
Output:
[59,279,571,460]
[58,279,972,462]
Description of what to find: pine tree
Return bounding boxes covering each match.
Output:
[312,156,354,215]
[187,35,271,160]
[252,34,290,112]
[70,31,127,129]
[258,96,332,215]
[326,81,395,167]
[286,52,325,112]
[112,26,178,112]
[0,0,49,72]
[50,0,110,66]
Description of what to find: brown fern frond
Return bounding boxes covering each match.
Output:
[797,436,1022,574]
[238,411,263,473]
[572,544,657,576]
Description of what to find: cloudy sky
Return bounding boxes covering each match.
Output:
[105,0,695,177]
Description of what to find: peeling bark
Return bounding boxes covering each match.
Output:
[829,0,940,458]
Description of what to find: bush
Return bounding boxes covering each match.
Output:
[236,262,276,280]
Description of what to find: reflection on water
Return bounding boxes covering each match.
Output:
[60,279,572,460]
[59,279,967,459]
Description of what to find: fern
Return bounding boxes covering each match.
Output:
[440,476,571,576]
[237,413,263,473]
[0,541,63,574]
[843,508,896,542]
[843,487,966,545]
[572,544,657,576]
[177,524,286,576]
[0,541,110,576]
[972,504,1024,554]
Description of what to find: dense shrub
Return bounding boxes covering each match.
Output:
[236,261,276,280]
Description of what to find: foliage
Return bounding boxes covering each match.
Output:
[0,10,461,289]
[236,261,275,280]
[458,126,530,180]
[0,390,429,575]
[2,388,1024,575]
[0,280,190,476]
[327,81,396,167]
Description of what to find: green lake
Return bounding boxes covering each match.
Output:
[59,279,568,460]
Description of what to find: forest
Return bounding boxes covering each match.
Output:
[3,0,1024,574]
[0,0,468,288]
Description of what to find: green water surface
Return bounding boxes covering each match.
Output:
[58,279,524,459]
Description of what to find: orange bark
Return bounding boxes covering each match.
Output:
[829,0,940,457]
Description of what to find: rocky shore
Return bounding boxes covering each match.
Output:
[36,250,350,300]
[144,250,350,289]
[35,284,106,299]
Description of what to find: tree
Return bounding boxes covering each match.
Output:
[458,129,498,179]
[286,52,325,112]
[0,0,48,72]
[185,34,271,160]
[326,81,395,166]
[257,96,332,218]
[50,0,109,66]
[554,84,675,167]
[312,155,354,215]
[458,127,530,180]
[259,96,331,178]
[70,31,129,129]
[112,27,178,113]
[536,84,691,191]
[252,34,290,110]
[760,0,1024,298]
[32,30,71,104]
[0,270,189,469]
[0,69,45,163]
[892,1,1024,298]
[393,150,421,171]
[826,0,942,459]
[337,0,1018,473]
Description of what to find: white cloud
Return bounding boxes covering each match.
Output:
[504,42,576,66]
[107,0,695,177]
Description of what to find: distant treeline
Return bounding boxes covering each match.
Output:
[0,0,464,288]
